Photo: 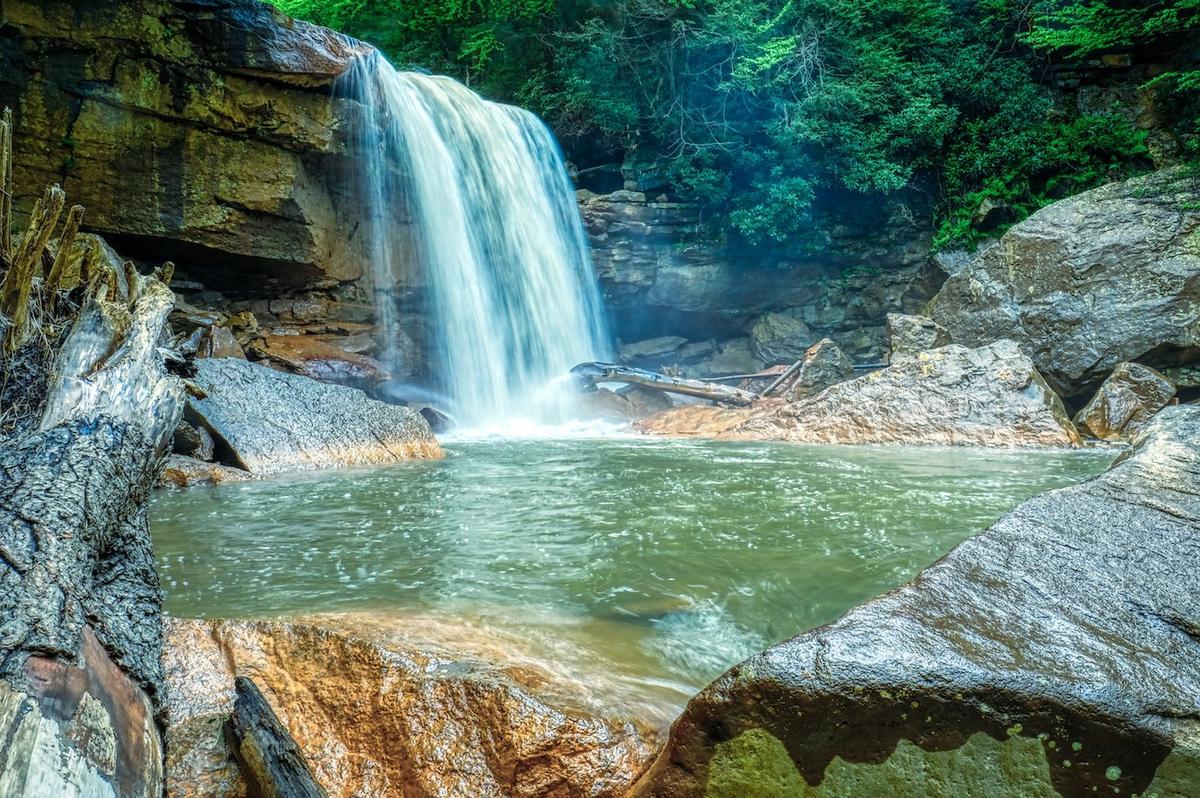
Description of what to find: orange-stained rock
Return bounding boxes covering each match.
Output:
[163,617,659,798]
[248,333,387,386]
[635,340,1081,447]
[631,404,763,437]
[158,455,254,488]
[1,628,162,797]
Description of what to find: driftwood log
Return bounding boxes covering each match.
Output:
[0,109,182,797]
[571,362,761,407]
[226,676,328,798]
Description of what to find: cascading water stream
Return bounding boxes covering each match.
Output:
[339,52,610,428]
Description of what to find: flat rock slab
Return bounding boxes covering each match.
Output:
[188,358,442,475]
[630,406,1200,798]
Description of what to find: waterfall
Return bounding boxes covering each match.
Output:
[339,53,610,428]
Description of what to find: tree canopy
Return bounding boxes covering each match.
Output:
[269,0,1197,254]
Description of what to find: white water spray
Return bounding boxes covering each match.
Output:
[340,53,610,427]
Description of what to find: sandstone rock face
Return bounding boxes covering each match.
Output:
[928,169,1200,397]
[580,190,944,362]
[0,0,383,293]
[631,406,1200,798]
[188,358,442,475]
[887,312,951,365]
[164,617,658,798]
[637,340,1081,447]
[785,338,854,401]
[749,312,813,366]
[1073,362,1176,442]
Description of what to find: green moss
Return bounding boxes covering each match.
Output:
[706,728,1065,798]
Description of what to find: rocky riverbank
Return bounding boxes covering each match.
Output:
[631,405,1200,798]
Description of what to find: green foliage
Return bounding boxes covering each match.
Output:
[269,0,1193,254]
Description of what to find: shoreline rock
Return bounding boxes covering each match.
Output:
[629,406,1200,797]
[164,617,659,798]
[636,340,1083,448]
[188,358,442,475]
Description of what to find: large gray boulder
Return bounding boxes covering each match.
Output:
[928,169,1200,398]
[631,406,1200,798]
[1074,362,1176,442]
[188,359,442,475]
[736,339,1081,447]
[784,338,854,401]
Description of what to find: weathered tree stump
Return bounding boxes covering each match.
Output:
[0,109,182,797]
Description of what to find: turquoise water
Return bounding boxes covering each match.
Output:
[149,437,1110,721]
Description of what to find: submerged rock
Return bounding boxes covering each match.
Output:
[784,338,854,401]
[187,358,441,475]
[638,340,1081,447]
[887,312,951,365]
[928,169,1200,397]
[159,455,254,488]
[164,617,658,798]
[631,406,1200,798]
[1073,362,1176,442]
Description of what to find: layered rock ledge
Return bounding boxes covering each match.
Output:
[630,406,1200,797]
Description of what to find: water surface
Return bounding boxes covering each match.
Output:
[150,438,1111,722]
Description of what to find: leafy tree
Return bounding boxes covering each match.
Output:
[268,0,1189,255]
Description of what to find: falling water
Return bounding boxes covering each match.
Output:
[339,53,610,427]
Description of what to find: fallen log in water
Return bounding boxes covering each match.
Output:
[571,362,760,407]
[0,108,182,796]
[226,676,328,798]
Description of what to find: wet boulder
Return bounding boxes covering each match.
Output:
[684,337,765,378]
[1073,362,1176,442]
[887,312,951,365]
[641,340,1081,447]
[619,336,689,365]
[163,617,658,798]
[187,358,442,475]
[928,169,1200,398]
[784,338,854,401]
[631,406,1200,798]
[749,313,813,366]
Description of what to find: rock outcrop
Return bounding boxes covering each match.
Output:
[928,169,1200,398]
[0,0,369,290]
[580,190,944,363]
[887,312,951,365]
[749,313,812,366]
[164,617,658,798]
[187,358,442,475]
[637,340,1082,447]
[1073,362,1176,442]
[784,338,854,401]
[631,405,1200,798]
